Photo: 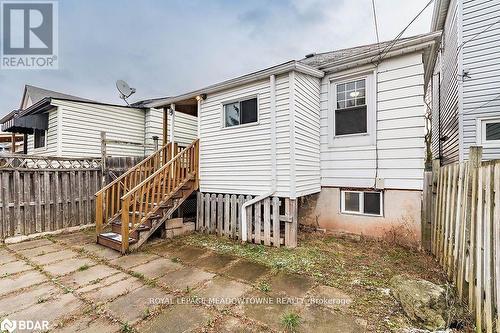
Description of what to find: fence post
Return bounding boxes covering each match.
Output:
[100,131,107,186]
[465,146,482,310]
[430,159,440,252]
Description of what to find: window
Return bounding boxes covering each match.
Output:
[34,129,46,149]
[477,118,500,146]
[223,97,258,127]
[335,79,367,136]
[341,190,383,216]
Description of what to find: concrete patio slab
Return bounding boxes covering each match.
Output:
[0,270,47,296]
[59,264,121,289]
[109,252,161,269]
[0,249,18,265]
[300,304,366,333]
[156,266,215,291]
[52,315,121,333]
[30,249,78,265]
[54,233,94,246]
[76,272,131,294]
[78,243,122,260]
[0,260,32,276]
[309,285,353,310]
[130,258,182,279]
[140,305,211,333]
[7,238,54,251]
[106,285,170,324]
[198,276,252,305]
[8,293,85,330]
[81,276,144,303]
[223,260,270,283]
[191,252,238,272]
[167,246,210,263]
[15,243,65,258]
[43,257,97,276]
[214,316,269,333]
[267,273,315,298]
[0,282,60,317]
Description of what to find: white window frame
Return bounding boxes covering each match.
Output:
[340,190,383,217]
[328,70,376,148]
[476,116,500,147]
[221,95,259,129]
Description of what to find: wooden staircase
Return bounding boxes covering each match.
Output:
[95,139,199,253]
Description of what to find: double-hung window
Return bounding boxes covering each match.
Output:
[335,79,367,136]
[341,190,383,216]
[34,129,46,149]
[223,97,258,128]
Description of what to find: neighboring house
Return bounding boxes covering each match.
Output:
[426,0,500,164]
[0,85,197,158]
[138,32,440,241]
[0,131,23,153]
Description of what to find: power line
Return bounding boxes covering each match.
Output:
[371,0,381,52]
[463,93,500,115]
[457,18,500,52]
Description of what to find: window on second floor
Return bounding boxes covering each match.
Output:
[223,97,258,128]
[334,79,367,136]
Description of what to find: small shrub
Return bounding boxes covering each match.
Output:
[281,312,300,332]
[258,281,271,293]
[121,322,134,333]
[77,264,90,271]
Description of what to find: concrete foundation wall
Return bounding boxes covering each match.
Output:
[301,188,422,247]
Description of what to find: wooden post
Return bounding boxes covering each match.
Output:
[121,196,130,253]
[95,192,103,238]
[422,171,433,251]
[466,146,482,311]
[11,133,16,153]
[288,198,298,248]
[100,131,107,187]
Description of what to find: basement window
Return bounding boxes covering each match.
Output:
[223,97,258,127]
[334,79,367,136]
[477,117,500,147]
[341,190,383,216]
[34,129,46,149]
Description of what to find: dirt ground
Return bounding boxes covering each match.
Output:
[0,229,473,332]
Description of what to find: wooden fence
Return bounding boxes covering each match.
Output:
[0,155,102,240]
[431,146,500,332]
[196,192,297,248]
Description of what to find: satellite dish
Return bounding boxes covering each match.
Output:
[116,80,136,105]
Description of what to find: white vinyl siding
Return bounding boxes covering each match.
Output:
[462,0,500,161]
[26,108,58,155]
[294,71,321,197]
[320,53,426,190]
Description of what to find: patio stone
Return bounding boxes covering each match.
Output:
[110,252,160,269]
[106,285,170,324]
[0,282,59,316]
[30,249,78,265]
[59,264,121,289]
[130,258,183,279]
[52,315,121,333]
[300,304,365,333]
[43,257,96,276]
[0,270,47,296]
[16,243,64,258]
[168,245,210,263]
[156,266,215,290]
[76,272,130,293]
[197,276,252,305]
[141,305,211,333]
[191,252,238,272]
[7,238,54,251]
[214,316,268,333]
[0,249,17,265]
[223,260,270,283]
[309,285,352,310]
[81,276,143,303]
[79,243,122,260]
[0,260,32,276]
[9,293,85,329]
[54,232,94,246]
[236,291,298,331]
[267,273,315,298]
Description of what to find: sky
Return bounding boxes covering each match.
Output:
[0,0,433,115]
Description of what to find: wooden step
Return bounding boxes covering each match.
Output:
[111,221,150,238]
[97,232,137,252]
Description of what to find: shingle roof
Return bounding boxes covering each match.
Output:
[24,85,95,105]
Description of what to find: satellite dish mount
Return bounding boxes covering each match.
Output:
[116,80,136,105]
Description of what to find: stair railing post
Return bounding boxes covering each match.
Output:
[95,192,103,240]
[121,196,130,253]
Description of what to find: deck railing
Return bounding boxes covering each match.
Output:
[95,143,172,234]
[119,139,199,251]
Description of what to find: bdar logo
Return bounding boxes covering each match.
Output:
[0,318,16,333]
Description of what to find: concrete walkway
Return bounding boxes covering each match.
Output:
[0,231,365,332]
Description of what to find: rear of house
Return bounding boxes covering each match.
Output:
[139,32,440,245]
[427,0,500,164]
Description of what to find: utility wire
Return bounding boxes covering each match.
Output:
[463,93,500,115]
[457,18,500,52]
[371,0,381,52]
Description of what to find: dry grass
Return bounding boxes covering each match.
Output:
[173,230,473,332]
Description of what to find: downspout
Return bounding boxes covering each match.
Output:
[241,74,277,242]
[169,103,176,150]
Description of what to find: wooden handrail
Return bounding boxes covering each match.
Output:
[119,139,199,246]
